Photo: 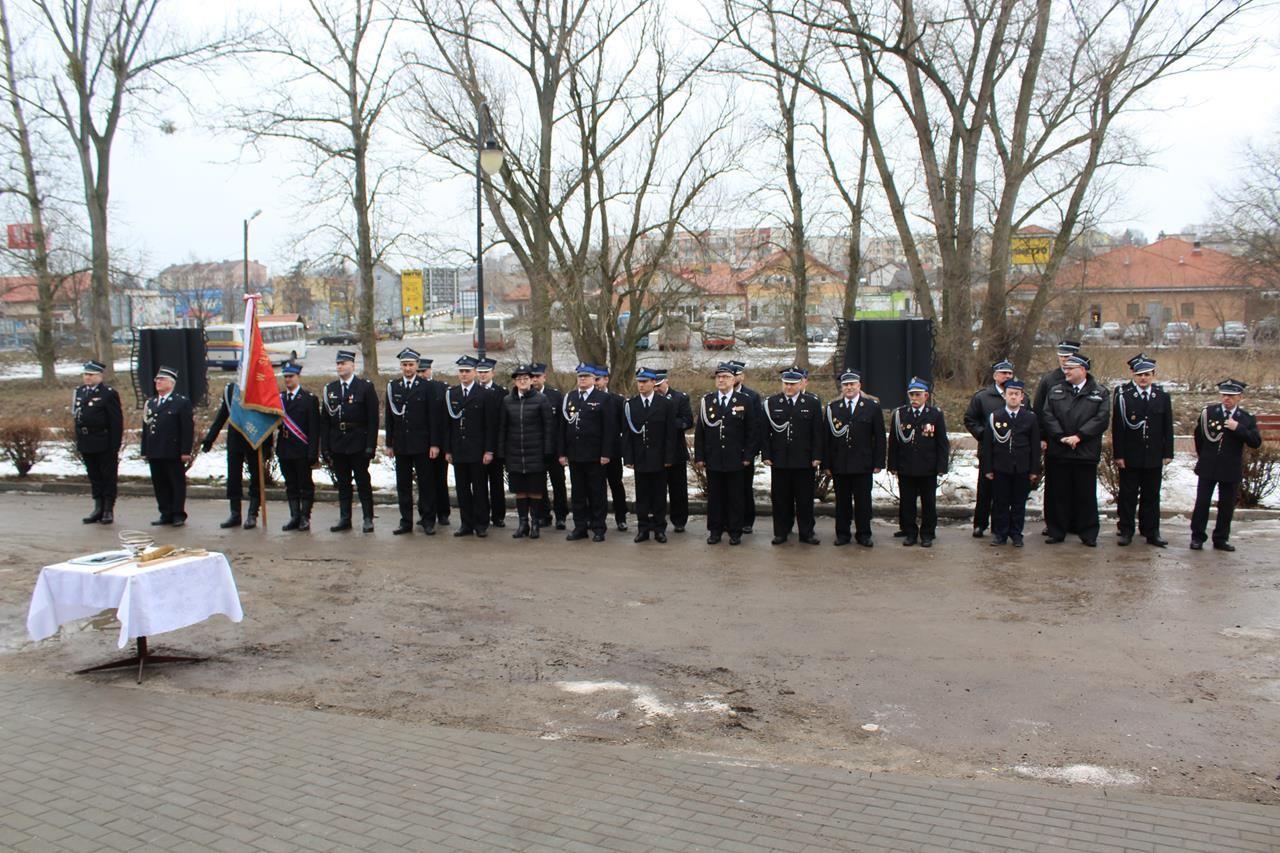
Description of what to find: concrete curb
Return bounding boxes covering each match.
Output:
[3,476,1278,522]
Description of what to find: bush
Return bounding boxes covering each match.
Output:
[1098,441,1120,500]
[0,417,48,477]
[1238,443,1280,508]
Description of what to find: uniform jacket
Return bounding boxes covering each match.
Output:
[964,384,1007,472]
[320,376,379,456]
[623,393,681,473]
[887,404,950,477]
[203,386,276,456]
[443,382,498,463]
[384,376,438,455]
[277,387,320,463]
[481,382,508,458]
[73,382,123,454]
[497,390,555,473]
[980,407,1041,476]
[665,388,694,462]
[1041,377,1110,463]
[694,390,759,471]
[1110,382,1174,468]
[1193,404,1262,483]
[761,391,824,469]
[540,385,565,458]
[141,393,194,460]
[821,395,886,474]
[559,387,617,462]
[1033,367,1065,414]
[736,384,763,454]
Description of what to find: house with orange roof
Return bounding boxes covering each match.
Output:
[739,249,844,327]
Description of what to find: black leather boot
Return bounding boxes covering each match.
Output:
[99,498,114,525]
[243,503,259,529]
[282,499,301,531]
[83,499,104,524]
[513,499,530,538]
[331,499,353,532]
[220,506,242,529]
[298,499,312,531]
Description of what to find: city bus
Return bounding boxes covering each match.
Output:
[205,320,308,369]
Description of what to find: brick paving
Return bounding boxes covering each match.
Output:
[1,676,1277,851]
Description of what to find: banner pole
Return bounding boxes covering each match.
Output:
[257,445,267,529]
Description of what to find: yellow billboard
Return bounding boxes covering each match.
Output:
[401,269,424,316]
[1011,234,1053,266]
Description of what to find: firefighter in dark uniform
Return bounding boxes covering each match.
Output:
[476,357,507,527]
[417,357,452,528]
[141,366,194,526]
[385,347,439,535]
[320,349,379,533]
[202,381,276,530]
[623,367,681,542]
[1111,353,1174,547]
[821,369,886,547]
[964,359,1015,538]
[74,360,123,525]
[561,364,617,541]
[1033,339,1079,533]
[694,363,759,545]
[1190,378,1262,551]
[276,362,319,531]
[594,365,631,531]
[729,360,762,533]
[981,378,1040,547]
[443,355,498,537]
[1040,353,1110,546]
[531,363,569,530]
[887,377,950,547]
[762,366,824,545]
[656,369,693,533]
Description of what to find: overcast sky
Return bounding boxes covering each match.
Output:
[37,2,1280,278]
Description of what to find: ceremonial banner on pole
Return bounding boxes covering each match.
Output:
[229,294,283,447]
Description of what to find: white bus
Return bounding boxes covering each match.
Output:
[205,320,308,369]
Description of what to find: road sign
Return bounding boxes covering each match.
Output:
[1011,234,1053,266]
[400,270,424,317]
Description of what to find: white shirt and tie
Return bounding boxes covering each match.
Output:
[640,393,653,408]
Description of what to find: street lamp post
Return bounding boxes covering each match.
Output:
[475,103,504,359]
[243,209,262,313]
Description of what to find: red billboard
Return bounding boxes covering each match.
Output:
[6,223,37,250]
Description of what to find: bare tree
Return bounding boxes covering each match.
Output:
[818,98,873,324]
[406,0,726,375]
[25,0,230,377]
[234,0,406,376]
[1215,131,1280,303]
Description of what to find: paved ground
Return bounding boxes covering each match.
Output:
[2,674,1278,852]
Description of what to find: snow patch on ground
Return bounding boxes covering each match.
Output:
[555,680,732,720]
[1013,764,1141,786]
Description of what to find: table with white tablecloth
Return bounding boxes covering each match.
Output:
[27,551,244,653]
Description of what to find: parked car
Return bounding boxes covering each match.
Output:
[1080,327,1108,345]
[1161,322,1195,345]
[1100,321,1122,340]
[1254,316,1280,344]
[1210,322,1247,347]
[805,325,836,343]
[739,326,786,347]
[317,328,359,345]
[1122,323,1152,345]
[375,324,404,341]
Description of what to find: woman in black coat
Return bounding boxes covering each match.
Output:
[497,365,557,538]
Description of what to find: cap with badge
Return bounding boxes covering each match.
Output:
[282,362,303,376]
[1127,353,1156,374]
[417,357,433,369]
[727,360,746,376]
[780,365,806,382]
[596,364,611,377]
[1217,378,1247,395]
[714,362,735,376]
[335,349,357,363]
[992,359,1014,373]
[511,364,533,378]
[635,367,658,381]
[397,347,421,362]
[476,357,496,372]
[82,360,106,374]
[1056,339,1082,356]
[456,355,479,368]
[156,366,178,381]
[530,362,547,375]
[653,368,669,382]
[1064,353,1090,369]
[1004,378,1026,390]
[575,363,595,376]
[907,376,930,393]
[839,369,862,384]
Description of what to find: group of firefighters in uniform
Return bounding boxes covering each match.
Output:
[69,337,1263,552]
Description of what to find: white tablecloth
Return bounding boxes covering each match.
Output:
[26,552,244,648]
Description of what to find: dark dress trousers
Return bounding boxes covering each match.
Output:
[737,384,763,529]
[538,385,569,525]
[424,378,452,523]
[761,391,824,540]
[664,388,694,529]
[887,404,950,540]
[603,389,630,526]
[141,393,195,522]
[1191,403,1262,545]
[482,382,508,524]
[821,394,886,544]
[1111,382,1174,539]
[202,386,276,516]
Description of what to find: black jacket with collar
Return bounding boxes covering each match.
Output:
[384,375,437,455]
[1041,376,1110,463]
[73,382,123,454]
[980,407,1041,476]
[560,387,617,462]
[142,393,195,460]
[443,382,497,463]
[1110,382,1174,468]
[277,387,320,462]
[320,376,379,456]
[761,391,824,469]
[623,393,682,472]
[887,404,950,477]
[497,390,555,473]
[694,390,759,471]
[821,394,886,474]
[1193,403,1262,483]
